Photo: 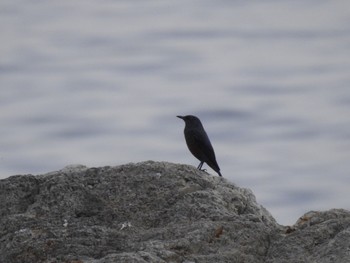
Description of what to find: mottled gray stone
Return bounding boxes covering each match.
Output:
[0,161,349,263]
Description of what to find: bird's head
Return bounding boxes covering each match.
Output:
[177,115,202,127]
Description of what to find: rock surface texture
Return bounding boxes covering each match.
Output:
[1,161,349,263]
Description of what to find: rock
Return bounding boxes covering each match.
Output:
[266,209,350,263]
[0,161,349,263]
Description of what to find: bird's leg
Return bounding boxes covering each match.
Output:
[197,162,207,172]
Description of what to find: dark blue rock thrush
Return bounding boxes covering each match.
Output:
[177,115,222,177]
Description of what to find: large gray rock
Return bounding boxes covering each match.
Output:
[0,161,349,263]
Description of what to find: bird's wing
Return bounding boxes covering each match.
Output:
[191,130,216,161]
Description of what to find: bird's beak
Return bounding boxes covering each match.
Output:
[177,115,184,120]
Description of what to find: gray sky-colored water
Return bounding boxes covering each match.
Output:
[1,0,350,225]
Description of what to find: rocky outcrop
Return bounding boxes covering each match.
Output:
[1,161,349,263]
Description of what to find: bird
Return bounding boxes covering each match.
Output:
[177,115,222,177]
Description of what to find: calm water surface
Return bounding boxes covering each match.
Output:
[1,0,350,225]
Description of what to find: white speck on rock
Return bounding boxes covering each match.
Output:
[120,222,132,230]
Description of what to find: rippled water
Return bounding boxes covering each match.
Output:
[1,0,350,225]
